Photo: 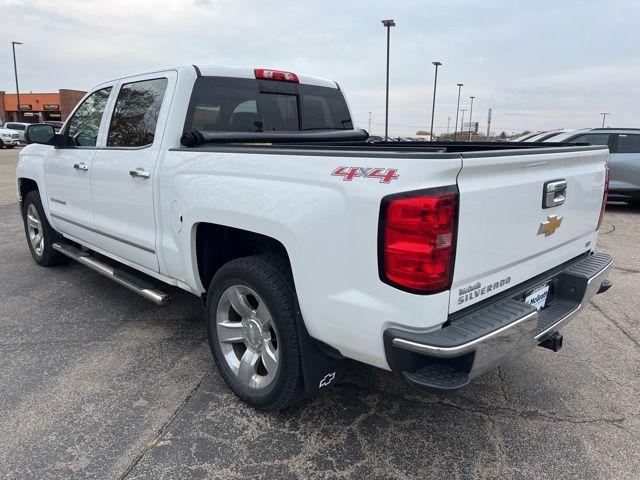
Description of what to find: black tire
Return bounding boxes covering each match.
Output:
[21,190,70,267]
[206,254,304,410]
[6,145,15,149]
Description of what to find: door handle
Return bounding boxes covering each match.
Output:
[73,162,89,171]
[129,168,151,179]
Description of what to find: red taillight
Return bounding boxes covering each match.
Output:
[254,68,299,83]
[597,163,610,230]
[380,187,458,293]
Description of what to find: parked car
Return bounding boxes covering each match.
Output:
[544,129,592,143]
[511,132,541,142]
[16,65,612,410]
[4,122,31,142]
[547,128,640,205]
[0,127,21,148]
[43,120,65,133]
[524,130,567,142]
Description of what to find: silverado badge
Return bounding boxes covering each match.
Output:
[538,214,563,236]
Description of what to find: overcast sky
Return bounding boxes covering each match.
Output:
[1,0,638,136]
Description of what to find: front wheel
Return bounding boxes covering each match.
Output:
[21,190,70,266]
[206,255,305,410]
[5,145,15,149]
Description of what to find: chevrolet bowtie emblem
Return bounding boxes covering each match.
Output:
[538,214,563,236]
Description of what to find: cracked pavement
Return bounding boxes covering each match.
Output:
[1,148,639,479]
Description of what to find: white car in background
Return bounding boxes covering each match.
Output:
[524,130,567,142]
[544,129,592,143]
[0,127,21,148]
[511,132,542,142]
[4,122,31,143]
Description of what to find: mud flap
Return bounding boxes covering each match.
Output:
[296,318,345,398]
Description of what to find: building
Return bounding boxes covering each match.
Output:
[0,89,86,124]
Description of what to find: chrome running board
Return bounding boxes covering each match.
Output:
[52,242,169,305]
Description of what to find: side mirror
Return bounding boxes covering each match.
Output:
[25,124,56,145]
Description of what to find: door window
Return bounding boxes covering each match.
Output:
[615,134,640,153]
[569,133,610,146]
[107,78,168,147]
[66,87,112,147]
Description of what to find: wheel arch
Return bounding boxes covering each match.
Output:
[194,222,293,296]
[17,177,39,204]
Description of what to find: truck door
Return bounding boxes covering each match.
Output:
[89,72,174,272]
[44,87,114,244]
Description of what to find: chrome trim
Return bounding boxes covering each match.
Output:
[534,255,613,340]
[392,254,613,364]
[129,168,151,179]
[50,213,155,254]
[52,243,168,305]
[393,311,538,357]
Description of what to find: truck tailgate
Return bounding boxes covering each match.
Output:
[450,146,608,313]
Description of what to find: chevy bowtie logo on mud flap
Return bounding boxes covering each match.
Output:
[319,372,336,388]
[332,166,399,183]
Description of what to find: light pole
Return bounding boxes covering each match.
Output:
[368,111,372,132]
[381,19,396,141]
[429,61,442,142]
[454,83,463,141]
[468,96,475,140]
[447,116,451,135]
[460,109,467,141]
[11,41,23,122]
[600,112,610,128]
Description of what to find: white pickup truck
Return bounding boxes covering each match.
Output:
[16,65,613,410]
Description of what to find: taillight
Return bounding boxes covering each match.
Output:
[254,68,299,83]
[379,186,459,293]
[597,163,610,230]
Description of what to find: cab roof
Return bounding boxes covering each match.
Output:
[99,65,338,89]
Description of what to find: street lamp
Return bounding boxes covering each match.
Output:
[11,41,23,122]
[460,109,467,141]
[429,61,442,142]
[468,96,475,140]
[600,112,610,128]
[381,19,396,141]
[454,83,463,141]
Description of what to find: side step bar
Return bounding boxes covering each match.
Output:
[52,242,169,305]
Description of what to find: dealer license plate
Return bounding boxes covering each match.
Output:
[524,284,550,311]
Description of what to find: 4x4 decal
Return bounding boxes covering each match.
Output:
[332,166,399,184]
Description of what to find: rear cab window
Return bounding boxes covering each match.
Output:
[183,76,353,134]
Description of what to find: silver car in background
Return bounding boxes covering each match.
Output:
[546,128,640,205]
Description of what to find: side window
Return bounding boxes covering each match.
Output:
[66,87,112,147]
[569,134,610,146]
[107,78,168,148]
[615,134,640,154]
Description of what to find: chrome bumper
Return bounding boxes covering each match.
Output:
[384,252,613,391]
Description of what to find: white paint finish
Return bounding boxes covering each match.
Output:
[43,147,97,243]
[16,65,609,372]
[89,71,178,271]
[158,149,461,369]
[450,148,608,312]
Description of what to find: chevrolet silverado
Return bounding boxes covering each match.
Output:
[16,65,613,409]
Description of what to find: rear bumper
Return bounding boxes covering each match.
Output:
[384,252,613,390]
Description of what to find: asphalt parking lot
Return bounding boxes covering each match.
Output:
[1,147,639,479]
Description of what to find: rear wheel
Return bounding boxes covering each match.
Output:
[206,255,304,410]
[21,190,70,266]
